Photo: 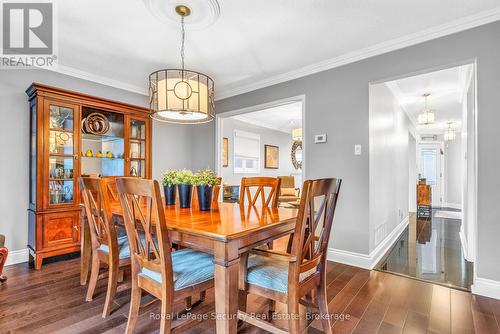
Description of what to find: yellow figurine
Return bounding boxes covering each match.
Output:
[96,151,103,158]
[106,151,114,158]
[85,149,93,157]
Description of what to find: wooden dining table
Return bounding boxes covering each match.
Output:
[80,201,298,334]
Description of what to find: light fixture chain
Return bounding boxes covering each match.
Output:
[180,15,185,70]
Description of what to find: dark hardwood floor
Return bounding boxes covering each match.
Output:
[1,256,499,333]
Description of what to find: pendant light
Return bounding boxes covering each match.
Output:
[292,128,302,141]
[444,122,456,141]
[417,93,435,125]
[148,5,215,124]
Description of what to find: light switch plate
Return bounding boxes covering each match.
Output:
[354,144,362,155]
[314,134,327,143]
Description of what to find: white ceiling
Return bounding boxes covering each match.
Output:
[50,1,500,99]
[232,102,302,134]
[386,65,473,134]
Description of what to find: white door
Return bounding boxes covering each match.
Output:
[418,143,443,207]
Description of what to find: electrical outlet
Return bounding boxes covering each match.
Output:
[354,144,362,155]
[314,134,327,143]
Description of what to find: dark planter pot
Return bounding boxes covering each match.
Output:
[164,185,176,205]
[196,185,213,211]
[178,184,193,208]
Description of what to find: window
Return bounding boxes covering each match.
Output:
[233,130,260,174]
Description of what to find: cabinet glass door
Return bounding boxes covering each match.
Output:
[127,119,147,177]
[46,103,78,206]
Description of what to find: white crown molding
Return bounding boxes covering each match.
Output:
[47,64,148,96]
[216,7,500,100]
[327,216,409,270]
[39,7,500,101]
[5,248,29,266]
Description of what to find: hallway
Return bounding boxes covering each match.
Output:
[376,210,473,290]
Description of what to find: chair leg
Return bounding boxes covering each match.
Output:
[85,255,100,301]
[102,263,119,318]
[287,297,301,334]
[125,277,141,334]
[317,280,332,334]
[238,290,248,328]
[268,300,276,318]
[159,296,173,334]
[185,296,192,311]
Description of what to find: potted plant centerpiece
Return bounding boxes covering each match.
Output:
[162,169,178,205]
[193,169,219,211]
[176,169,194,208]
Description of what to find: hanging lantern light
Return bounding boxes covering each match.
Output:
[417,93,435,125]
[149,5,215,124]
[444,122,456,141]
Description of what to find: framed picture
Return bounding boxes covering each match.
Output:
[264,144,279,169]
[222,137,229,167]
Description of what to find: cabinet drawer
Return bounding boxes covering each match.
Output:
[42,211,80,249]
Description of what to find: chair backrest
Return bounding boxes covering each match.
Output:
[288,178,342,282]
[79,177,118,256]
[279,175,295,190]
[239,177,281,208]
[115,178,173,286]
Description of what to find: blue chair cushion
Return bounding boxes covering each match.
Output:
[246,255,316,293]
[139,249,214,291]
[98,234,146,260]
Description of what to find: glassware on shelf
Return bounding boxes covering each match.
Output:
[49,106,73,130]
[130,160,145,178]
[130,120,145,139]
[130,140,145,159]
[49,157,74,179]
[49,180,73,204]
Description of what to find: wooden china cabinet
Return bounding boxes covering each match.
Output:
[27,83,152,269]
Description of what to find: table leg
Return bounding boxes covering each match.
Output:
[80,210,91,285]
[214,240,239,334]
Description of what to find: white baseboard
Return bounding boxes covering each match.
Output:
[327,216,409,270]
[442,203,462,210]
[5,248,29,266]
[472,277,500,300]
[327,248,372,269]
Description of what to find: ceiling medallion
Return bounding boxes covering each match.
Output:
[148,5,215,124]
[142,0,220,30]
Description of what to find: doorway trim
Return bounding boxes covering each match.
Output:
[215,95,306,195]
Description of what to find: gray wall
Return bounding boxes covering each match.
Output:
[211,21,500,281]
[0,69,192,253]
[444,135,463,207]
[408,133,417,213]
[369,83,411,252]
[221,118,300,186]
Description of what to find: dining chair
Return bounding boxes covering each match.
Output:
[80,177,131,318]
[115,177,215,334]
[238,178,342,334]
[0,234,8,283]
[239,177,281,208]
